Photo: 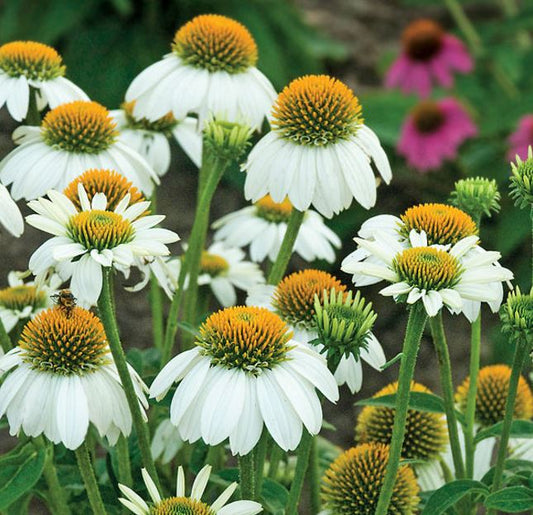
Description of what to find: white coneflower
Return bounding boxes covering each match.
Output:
[119,465,262,515]
[126,14,276,130]
[0,271,59,333]
[110,100,202,176]
[246,269,385,393]
[243,75,392,218]
[150,418,183,465]
[26,184,179,306]
[0,306,147,449]
[0,184,23,237]
[150,306,339,455]
[342,230,513,317]
[0,100,159,200]
[0,41,88,121]
[213,195,341,263]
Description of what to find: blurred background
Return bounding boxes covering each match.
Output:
[1,0,533,455]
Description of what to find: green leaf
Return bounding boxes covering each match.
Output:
[422,480,489,514]
[475,420,533,443]
[355,391,444,413]
[261,478,289,515]
[484,486,533,512]
[0,443,46,509]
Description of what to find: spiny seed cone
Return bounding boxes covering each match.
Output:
[356,381,448,460]
[151,497,215,515]
[322,443,420,515]
[455,364,533,427]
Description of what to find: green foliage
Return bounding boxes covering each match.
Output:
[421,480,489,515]
[484,486,533,512]
[475,420,533,443]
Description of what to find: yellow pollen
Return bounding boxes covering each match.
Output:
[42,100,118,153]
[401,203,478,245]
[274,269,346,327]
[271,75,363,146]
[200,252,229,277]
[198,306,292,372]
[403,19,444,61]
[0,285,47,312]
[122,100,177,133]
[322,443,420,515]
[20,306,110,375]
[394,246,462,291]
[151,496,215,515]
[63,169,145,212]
[456,365,533,427]
[0,41,65,80]
[67,210,133,251]
[356,381,448,460]
[172,14,257,73]
[255,195,293,223]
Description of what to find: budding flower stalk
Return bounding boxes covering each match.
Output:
[450,176,500,221]
[510,146,533,209]
[203,118,253,162]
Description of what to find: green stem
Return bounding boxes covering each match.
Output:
[267,209,305,285]
[97,267,160,487]
[490,341,530,495]
[429,314,466,480]
[375,303,427,515]
[34,439,70,515]
[308,436,321,515]
[286,431,314,515]
[443,0,483,55]
[464,312,481,479]
[24,87,41,126]
[161,155,229,362]
[75,442,106,515]
[254,431,268,498]
[530,207,533,289]
[116,435,133,487]
[0,317,12,353]
[149,274,164,350]
[268,444,284,479]
[238,451,256,500]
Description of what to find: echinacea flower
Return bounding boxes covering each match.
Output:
[119,465,262,515]
[0,306,147,449]
[355,381,448,490]
[321,443,420,515]
[0,270,59,333]
[246,269,385,393]
[342,232,513,317]
[342,203,510,321]
[110,100,202,176]
[150,306,339,455]
[0,183,23,237]
[212,195,341,263]
[126,14,276,130]
[508,115,533,161]
[244,75,391,217]
[26,185,179,306]
[0,41,88,121]
[397,98,476,172]
[150,418,183,465]
[385,19,473,98]
[0,100,159,200]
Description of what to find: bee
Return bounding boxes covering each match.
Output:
[51,289,77,318]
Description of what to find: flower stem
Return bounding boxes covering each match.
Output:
[429,314,466,480]
[149,274,164,350]
[254,431,268,499]
[268,443,284,479]
[375,303,427,515]
[75,442,106,515]
[464,312,481,479]
[530,207,533,289]
[286,431,314,515]
[443,0,483,55]
[34,438,70,515]
[24,87,41,126]
[161,155,229,362]
[0,317,12,353]
[490,340,530,496]
[308,436,321,514]
[98,267,160,488]
[238,451,256,500]
[267,209,305,285]
[116,435,133,487]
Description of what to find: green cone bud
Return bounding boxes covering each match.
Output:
[510,147,533,209]
[449,176,500,220]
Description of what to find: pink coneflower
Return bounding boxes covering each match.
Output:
[508,115,533,161]
[397,98,477,172]
[386,19,473,98]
